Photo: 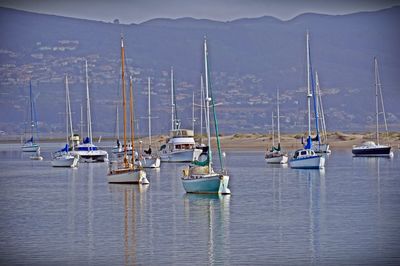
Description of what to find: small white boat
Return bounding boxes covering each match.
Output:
[30,147,43,160]
[352,58,393,158]
[181,38,230,194]
[52,152,79,167]
[265,150,288,164]
[140,155,161,168]
[289,148,325,169]
[265,90,288,164]
[139,77,161,168]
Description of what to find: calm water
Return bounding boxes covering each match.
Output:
[0,143,399,265]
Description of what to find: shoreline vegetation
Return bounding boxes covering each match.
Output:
[2,132,400,150]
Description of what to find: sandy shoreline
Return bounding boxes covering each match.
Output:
[3,132,399,151]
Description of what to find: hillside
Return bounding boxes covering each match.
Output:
[0,7,399,137]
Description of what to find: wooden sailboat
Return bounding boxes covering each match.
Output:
[108,36,149,184]
[352,57,393,157]
[265,89,288,164]
[289,32,325,169]
[51,75,79,167]
[181,38,230,194]
[22,80,40,152]
[140,77,161,168]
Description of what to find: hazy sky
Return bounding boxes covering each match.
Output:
[1,0,400,23]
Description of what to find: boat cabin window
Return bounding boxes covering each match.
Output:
[175,144,194,150]
[301,151,307,156]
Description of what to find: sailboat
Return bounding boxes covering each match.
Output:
[310,72,331,154]
[22,80,40,152]
[108,36,149,184]
[181,38,230,194]
[352,57,393,157]
[159,68,203,162]
[289,32,325,169]
[51,75,80,167]
[72,60,108,162]
[140,77,161,168]
[312,72,331,154]
[265,89,288,164]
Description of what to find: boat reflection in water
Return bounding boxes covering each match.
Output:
[108,184,148,266]
[183,193,231,265]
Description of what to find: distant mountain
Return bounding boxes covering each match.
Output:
[0,6,399,137]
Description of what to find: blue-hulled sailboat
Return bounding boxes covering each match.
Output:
[181,38,230,194]
[289,32,325,169]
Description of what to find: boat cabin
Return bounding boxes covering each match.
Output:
[293,149,316,159]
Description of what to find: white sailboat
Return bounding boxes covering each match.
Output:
[289,32,325,169]
[181,38,230,194]
[52,75,79,167]
[22,80,40,152]
[72,60,108,162]
[108,37,148,184]
[265,89,288,164]
[140,77,161,168]
[352,57,393,157]
[159,68,202,162]
[312,72,331,154]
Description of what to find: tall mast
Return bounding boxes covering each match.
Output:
[374,57,379,145]
[147,77,152,146]
[170,67,174,131]
[129,76,135,166]
[204,38,212,173]
[375,58,389,142]
[271,111,275,147]
[316,72,327,143]
[65,76,69,144]
[192,91,195,132]
[66,75,74,150]
[120,37,128,164]
[200,75,204,145]
[29,80,34,139]
[80,104,83,141]
[306,31,312,140]
[85,60,93,144]
[277,89,281,144]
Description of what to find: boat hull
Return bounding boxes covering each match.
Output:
[313,143,331,154]
[289,155,325,169]
[265,154,288,164]
[72,150,108,162]
[160,149,202,162]
[352,146,392,157]
[51,154,79,167]
[107,169,148,184]
[181,173,230,194]
[141,156,161,168]
[22,143,39,152]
